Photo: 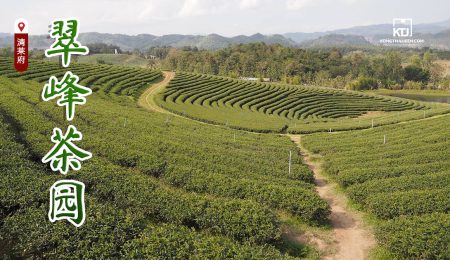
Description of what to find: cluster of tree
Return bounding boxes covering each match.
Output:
[86,43,122,54]
[156,43,449,90]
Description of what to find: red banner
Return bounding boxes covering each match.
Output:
[14,19,28,72]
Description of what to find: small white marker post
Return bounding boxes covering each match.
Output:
[372,119,374,128]
[288,151,292,175]
[383,134,386,144]
[123,118,127,127]
[233,133,236,142]
[423,110,426,119]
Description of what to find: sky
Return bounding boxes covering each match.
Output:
[1,0,450,36]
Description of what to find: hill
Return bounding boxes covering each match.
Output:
[0,32,296,51]
[299,34,372,48]
[0,58,161,98]
[76,53,151,68]
[285,19,450,43]
[0,60,327,258]
[1,58,449,259]
[155,72,450,133]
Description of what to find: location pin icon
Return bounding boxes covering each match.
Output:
[14,18,29,72]
[18,22,25,32]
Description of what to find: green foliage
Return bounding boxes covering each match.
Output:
[0,58,161,98]
[376,213,450,260]
[160,43,443,88]
[0,47,13,58]
[366,188,450,219]
[87,43,122,54]
[156,72,436,133]
[346,76,378,90]
[347,172,450,204]
[403,64,429,83]
[123,224,293,259]
[302,115,450,259]
[0,70,326,257]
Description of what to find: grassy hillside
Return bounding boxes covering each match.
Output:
[1,58,448,258]
[0,62,327,258]
[302,115,450,259]
[76,54,151,68]
[156,72,450,133]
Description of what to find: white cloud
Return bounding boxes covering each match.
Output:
[0,0,447,36]
[285,0,314,11]
[178,0,230,17]
[239,0,261,9]
[285,0,359,11]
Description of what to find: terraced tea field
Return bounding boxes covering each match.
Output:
[302,115,450,259]
[1,58,449,259]
[0,62,327,258]
[156,72,450,133]
[0,58,161,98]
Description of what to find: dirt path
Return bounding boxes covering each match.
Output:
[288,135,376,260]
[137,71,174,113]
[139,73,376,259]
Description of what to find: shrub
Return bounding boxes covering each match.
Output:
[346,76,378,90]
[376,213,450,260]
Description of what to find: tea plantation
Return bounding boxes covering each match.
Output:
[303,115,450,259]
[156,72,450,133]
[1,58,449,259]
[0,61,326,258]
[0,58,161,98]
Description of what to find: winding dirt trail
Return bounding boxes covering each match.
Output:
[139,72,377,259]
[137,71,174,113]
[288,135,376,260]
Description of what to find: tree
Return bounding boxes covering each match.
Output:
[428,63,445,89]
[372,52,403,88]
[0,47,13,58]
[422,51,438,70]
[346,76,378,90]
[403,65,429,83]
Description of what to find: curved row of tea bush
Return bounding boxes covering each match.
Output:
[162,73,423,121]
[0,79,280,244]
[0,75,326,257]
[302,114,450,259]
[0,59,161,98]
[0,113,288,257]
[155,72,450,133]
[0,76,330,224]
[123,223,294,259]
[375,213,450,260]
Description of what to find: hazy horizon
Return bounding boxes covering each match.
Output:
[1,0,450,36]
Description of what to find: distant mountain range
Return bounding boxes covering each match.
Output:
[1,19,449,50]
[0,32,296,51]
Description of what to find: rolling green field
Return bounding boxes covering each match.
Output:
[76,54,151,68]
[1,58,449,259]
[0,61,328,258]
[0,58,161,98]
[156,72,450,133]
[303,115,450,259]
